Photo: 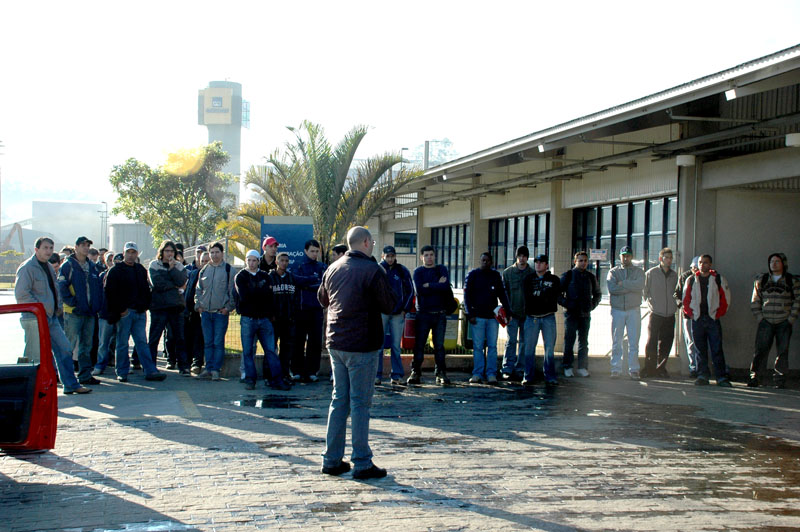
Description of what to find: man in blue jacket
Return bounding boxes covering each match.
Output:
[292,239,327,382]
[378,245,414,385]
[57,236,103,385]
[408,245,452,385]
[464,252,510,385]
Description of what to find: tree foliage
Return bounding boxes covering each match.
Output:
[109,142,236,247]
[220,121,421,262]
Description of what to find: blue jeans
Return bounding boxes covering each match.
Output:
[94,318,116,371]
[116,310,159,377]
[610,307,641,373]
[501,315,526,375]
[240,316,283,385]
[323,349,380,472]
[523,314,557,381]
[563,315,591,370]
[379,313,405,380]
[683,316,698,372]
[201,312,229,373]
[47,316,82,392]
[692,315,728,380]
[412,312,447,375]
[64,313,95,382]
[471,317,499,378]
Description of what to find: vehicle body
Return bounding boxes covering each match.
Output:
[0,302,58,451]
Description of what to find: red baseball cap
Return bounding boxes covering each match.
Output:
[262,236,279,249]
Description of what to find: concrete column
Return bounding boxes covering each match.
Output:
[416,206,431,269]
[470,187,489,270]
[549,181,573,353]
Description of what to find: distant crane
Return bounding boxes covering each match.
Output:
[1,223,25,253]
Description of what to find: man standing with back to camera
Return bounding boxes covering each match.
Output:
[318,226,396,480]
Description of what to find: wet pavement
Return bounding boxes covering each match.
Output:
[2,367,800,531]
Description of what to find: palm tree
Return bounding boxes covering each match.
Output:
[221,121,420,261]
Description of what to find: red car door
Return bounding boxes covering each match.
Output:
[0,302,58,451]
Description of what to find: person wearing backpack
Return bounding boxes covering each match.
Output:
[748,253,800,389]
[194,241,236,381]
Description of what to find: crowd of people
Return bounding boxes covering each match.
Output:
[12,233,798,397]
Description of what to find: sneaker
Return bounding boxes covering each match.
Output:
[657,369,670,379]
[390,378,405,386]
[91,368,103,376]
[80,377,101,385]
[166,363,177,370]
[469,375,482,385]
[271,381,291,391]
[576,368,590,378]
[374,378,381,386]
[196,370,212,380]
[486,375,498,385]
[716,378,732,388]
[132,363,142,370]
[564,368,574,378]
[190,366,202,375]
[64,386,92,395]
[521,378,534,387]
[321,461,351,476]
[291,373,301,381]
[145,372,167,382]
[352,464,387,480]
[406,372,421,385]
[211,371,221,381]
[501,372,512,381]
[436,373,451,385]
[244,382,255,390]
[610,371,621,379]
[116,375,128,383]
[747,377,759,388]
[689,370,698,378]
[629,371,640,380]
[774,381,786,389]
[694,376,709,386]
[308,375,319,382]
[179,368,191,376]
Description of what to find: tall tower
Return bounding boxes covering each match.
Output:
[198,81,249,206]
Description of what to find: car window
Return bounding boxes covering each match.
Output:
[0,311,40,366]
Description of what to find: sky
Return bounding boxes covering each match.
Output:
[1,0,799,225]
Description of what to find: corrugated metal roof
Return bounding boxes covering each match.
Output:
[425,44,800,177]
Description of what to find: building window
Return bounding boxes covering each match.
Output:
[488,213,550,270]
[431,224,470,289]
[394,233,417,255]
[572,195,678,296]
[394,192,418,219]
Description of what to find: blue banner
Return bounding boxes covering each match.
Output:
[261,216,315,268]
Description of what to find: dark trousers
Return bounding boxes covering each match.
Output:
[185,311,204,368]
[148,309,188,371]
[645,314,675,374]
[692,315,728,380]
[274,317,295,379]
[412,311,447,375]
[292,307,323,378]
[90,316,99,366]
[562,315,591,370]
[750,319,793,384]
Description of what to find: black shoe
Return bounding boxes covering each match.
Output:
[145,372,167,381]
[694,376,709,386]
[179,368,191,376]
[436,373,451,385]
[321,461,351,476]
[406,372,421,385]
[271,381,291,391]
[80,377,101,385]
[244,382,255,390]
[774,381,786,389]
[717,378,732,388]
[64,386,92,395]
[657,369,670,379]
[747,377,759,388]
[689,370,698,378]
[639,369,653,379]
[132,363,142,370]
[352,465,387,480]
[117,375,128,382]
[166,363,177,370]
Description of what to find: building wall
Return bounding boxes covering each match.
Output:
[714,189,800,370]
[421,201,470,228]
[480,183,551,219]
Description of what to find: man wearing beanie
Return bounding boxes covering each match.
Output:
[748,252,799,388]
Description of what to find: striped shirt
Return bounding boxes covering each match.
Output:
[751,274,800,324]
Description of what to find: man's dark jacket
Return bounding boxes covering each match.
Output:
[558,268,601,318]
[149,261,188,311]
[268,269,299,320]
[463,267,510,319]
[318,250,397,352]
[104,262,151,324]
[234,269,274,320]
[293,255,327,311]
[184,268,201,313]
[524,272,561,316]
[379,260,414,315]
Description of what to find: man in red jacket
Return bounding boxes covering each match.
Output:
[682,254,732,387]
[317,226,397,480]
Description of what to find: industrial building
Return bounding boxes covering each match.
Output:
[373,45,800,374]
